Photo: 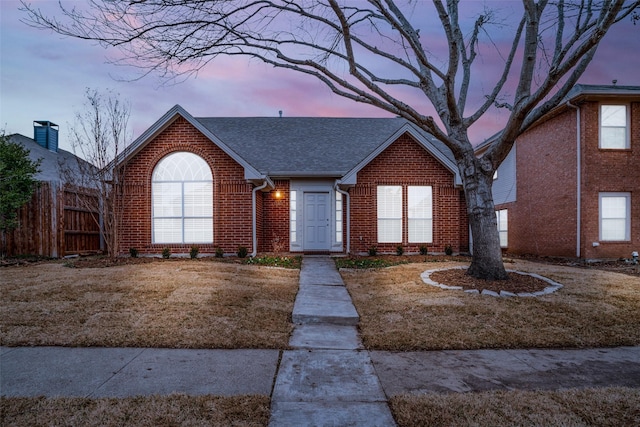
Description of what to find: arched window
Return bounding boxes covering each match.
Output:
[152,152,213,244]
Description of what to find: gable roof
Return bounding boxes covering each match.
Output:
[123,105,461,185]
[7,133,93,183]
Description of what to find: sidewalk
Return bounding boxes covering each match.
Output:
[2,256,639,425]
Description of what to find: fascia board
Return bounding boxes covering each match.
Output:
[341,123,462,187]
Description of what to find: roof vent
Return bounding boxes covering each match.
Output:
[279,110,283,118]
[34,121,59,152]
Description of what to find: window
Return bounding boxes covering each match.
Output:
[600,193,630,241]
[408,186,433,243]
[496,209,508,248]
[290,190,297,243]
[335,192,343,243]
[152,152,213,244]
[377,186,402,243]
[600,105,629,149]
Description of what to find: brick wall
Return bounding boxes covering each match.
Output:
[504,99,639,259]
[580,101,640,259]
[349,134,468,254]
[261,179,290,253]
[505,109,579,257]
[119,117,253,256]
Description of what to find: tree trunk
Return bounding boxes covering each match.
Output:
[458,153,509,281]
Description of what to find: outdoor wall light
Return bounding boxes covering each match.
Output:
[273,190,283,199]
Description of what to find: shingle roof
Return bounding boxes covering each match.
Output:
[195,116,455,177]
[7,134,91,183]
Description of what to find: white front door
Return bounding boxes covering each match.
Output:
[303,192,331,250]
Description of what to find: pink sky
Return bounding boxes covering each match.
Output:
[1,1,639,153]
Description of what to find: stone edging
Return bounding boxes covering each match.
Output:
[420,266,564,297]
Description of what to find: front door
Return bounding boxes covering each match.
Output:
[303,192,331,251]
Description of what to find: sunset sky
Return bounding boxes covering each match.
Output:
[2,1,639,154]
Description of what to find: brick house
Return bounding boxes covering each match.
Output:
[117,105,468,256]
[477,84,639,260]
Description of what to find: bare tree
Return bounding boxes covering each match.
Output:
[63,88,131,259]
[23,0,640,279]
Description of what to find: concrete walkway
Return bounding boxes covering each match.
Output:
[2,255,640,426]
[269,256,396,426]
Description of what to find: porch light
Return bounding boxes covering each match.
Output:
[273,190,283,199]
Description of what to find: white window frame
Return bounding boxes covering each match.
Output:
[496,209,508,248]
[600,104,629,149]
[290,190,297,244]
[335,192,343,243]
[599,192,631,241]
[377,185,402,243]
[408,186,433,243]
[152,152,213,244]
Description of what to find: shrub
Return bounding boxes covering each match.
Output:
[445,244,453,256]
[162,247,171,259]
[215,246,224,258]
[419,245,428,255]
[129,248,138,258]
[237,246,248,258]
[396,245,404,256]
[190,245,199,259]
[368,245,378,256]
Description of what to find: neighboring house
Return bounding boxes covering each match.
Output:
[6,122,101,257]
[477,84,639,260]
[116,105,469,256]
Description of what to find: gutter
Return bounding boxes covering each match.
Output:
[334,181,351,254]
[251,177,274,257]
[567,101,581,258]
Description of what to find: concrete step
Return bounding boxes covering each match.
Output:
[292,284,359,325]
[289,324,363,350]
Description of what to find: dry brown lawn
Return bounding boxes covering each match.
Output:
[0,261,298,348]
[390,387,640,427]
[0,395,269,427]
[341,260,640,350]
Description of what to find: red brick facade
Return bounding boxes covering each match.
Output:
[350,135,468,255]
[119,119,469,256]
[498,99,639,259]
[120,117,253,255]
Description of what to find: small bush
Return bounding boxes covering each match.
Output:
[419,245,428,255]
[237,246,248,258]
[368,245,378,256]
[445,244,453,256]
[162,247,171,259]
[190,245,199,259]
[396,245,404,256]
[215,246,224,258]
[129,248,138,258]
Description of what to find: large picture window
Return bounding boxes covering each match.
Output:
[377,186,402,243]
[408,186,433,243]
[152,152,213,244]
[600,105,629,149]
[599,193,630,241]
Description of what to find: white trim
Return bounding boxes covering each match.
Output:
[599,192,631,241]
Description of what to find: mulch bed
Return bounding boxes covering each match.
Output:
[429,268,550,293]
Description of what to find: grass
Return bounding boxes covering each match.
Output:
[390,387,640,427]
[0,261,298,348]
[0,395,270,427]
[340,259,640,350]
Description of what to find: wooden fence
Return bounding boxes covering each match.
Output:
[4,182,102,258]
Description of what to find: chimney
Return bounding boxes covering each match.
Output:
[34,121,59,152]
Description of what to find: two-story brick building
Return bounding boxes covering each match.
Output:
[479,84,639,260]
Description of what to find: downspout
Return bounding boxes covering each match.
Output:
[335,182,351,254]
[567,101,581,258]
[251,178,272,257]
